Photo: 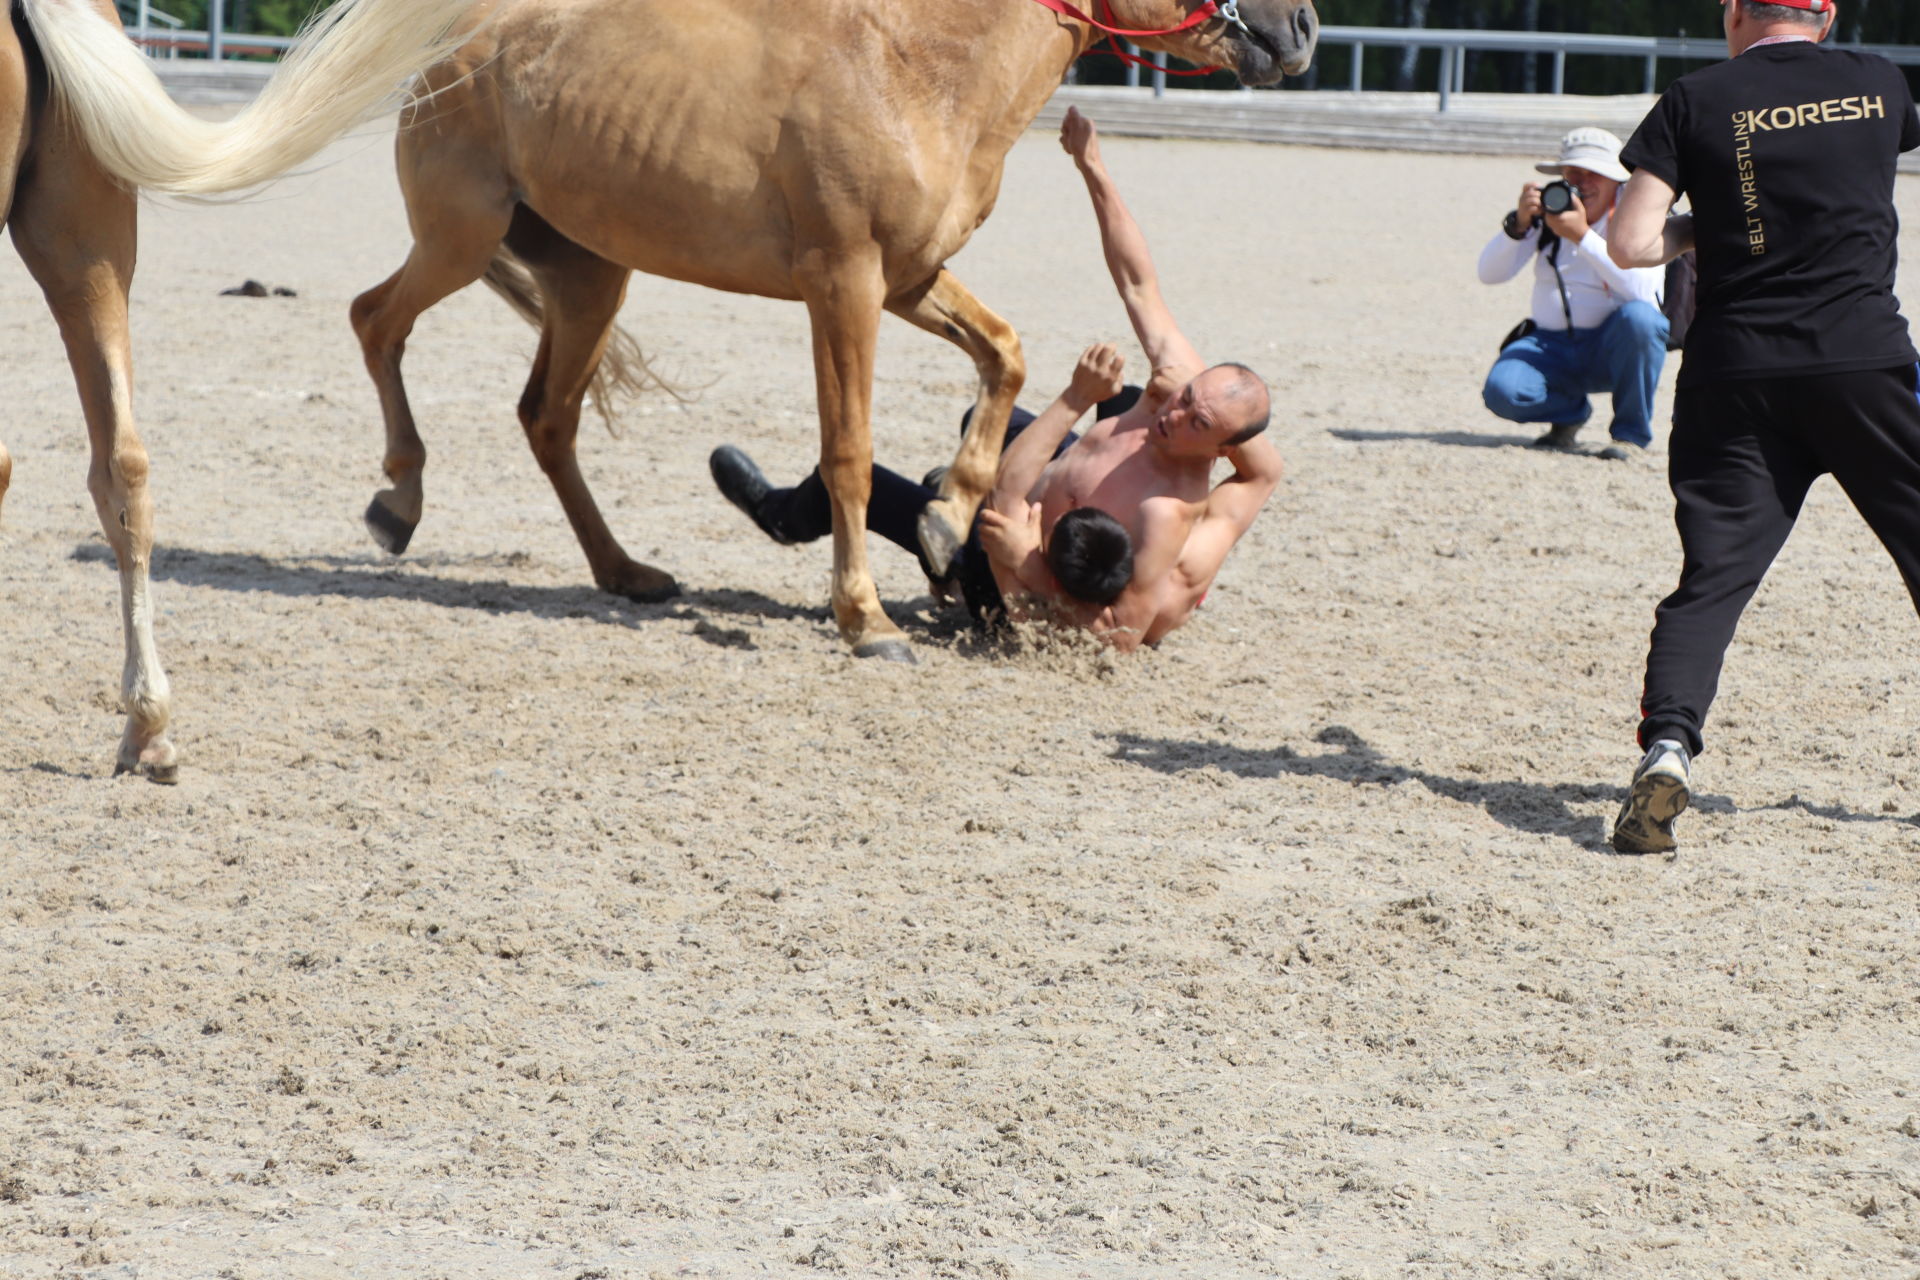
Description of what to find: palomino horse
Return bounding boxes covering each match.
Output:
[353,0,1317,661]
[1,0,477,780]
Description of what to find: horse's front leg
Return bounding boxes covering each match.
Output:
[796,251,912,662]
[887,269,1026,577]
[12,134,176,781]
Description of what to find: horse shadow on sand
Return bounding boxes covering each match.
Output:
[1109,723,1735,852]
[77,542,858,652]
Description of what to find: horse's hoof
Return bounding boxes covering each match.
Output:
[601,565,681,603]
[853,638,916,664]
[620,579,682,604]
[364,495,417,556]
[917,503,964,579]
[114,756,181,785]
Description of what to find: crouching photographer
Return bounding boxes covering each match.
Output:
[1477,127,1670,459]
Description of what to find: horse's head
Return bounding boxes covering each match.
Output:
[1112,0,1318,85]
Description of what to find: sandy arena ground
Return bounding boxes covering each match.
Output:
[4,107,1920,1279]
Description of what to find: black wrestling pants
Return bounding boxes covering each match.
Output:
[1637,364,1920,755]
[759,386,1141,590]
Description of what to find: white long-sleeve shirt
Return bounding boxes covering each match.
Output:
[1477,212,1664,331]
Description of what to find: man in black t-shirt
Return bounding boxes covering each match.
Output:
[1604,0,1920,853]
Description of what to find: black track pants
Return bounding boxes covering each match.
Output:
[759,386,1140,585]
[1637,364,1920,755]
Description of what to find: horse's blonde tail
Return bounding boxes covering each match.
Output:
[481,247,680,434]
[22,0,476,195]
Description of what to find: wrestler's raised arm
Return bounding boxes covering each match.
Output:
[988,342,1125,515]
[1060,107,1204,393]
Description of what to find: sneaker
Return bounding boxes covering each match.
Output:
[1611,739,1693,854]
[1530,422,1583,451]
[709,445,796,545]
[1597,441,1648,462]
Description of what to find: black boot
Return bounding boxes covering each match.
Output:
[710,445,797,545]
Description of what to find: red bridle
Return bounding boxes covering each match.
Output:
[1026,0,1237,76]
[1028,0,1225,39]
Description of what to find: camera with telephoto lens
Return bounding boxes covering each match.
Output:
[1540,179,1581,216]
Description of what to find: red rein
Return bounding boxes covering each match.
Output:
[1026,0,1226,77]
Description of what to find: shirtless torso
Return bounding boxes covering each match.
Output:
[1026,399,1221,644]
[992,360,1276,646]
[974,109,1283,650]
[1036,405,1211,538]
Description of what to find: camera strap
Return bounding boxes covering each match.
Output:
[1542,231,1575,331]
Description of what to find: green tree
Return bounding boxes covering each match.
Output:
[242,0,329,36]
[121,0,326,38]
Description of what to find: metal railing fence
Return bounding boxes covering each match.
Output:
[1082,25,1920,110]
[119,1,297,60]
[119,8,1920,114]
[1319,26,1920,111]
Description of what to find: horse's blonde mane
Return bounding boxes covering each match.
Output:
[23,0,476,195]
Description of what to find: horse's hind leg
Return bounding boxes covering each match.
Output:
[507,211,677,602]
[886,269,1025,578]
[10,126,175,780]
[349,158,511,555]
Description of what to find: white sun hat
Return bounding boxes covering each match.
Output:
[1534,127,1632,184]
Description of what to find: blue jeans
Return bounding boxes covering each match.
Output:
[1482,301,1669,447]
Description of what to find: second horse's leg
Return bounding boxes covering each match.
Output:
[12,125,175,780]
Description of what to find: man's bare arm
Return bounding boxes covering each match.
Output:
[988,393,1090,518]
[977,504,1056,598]
[1608,170,1694,269]
[977,505,1105,628]
[1060,107,1203,385]
[989,342,1125,515]
[1094,440,1282,651]
[1172,435,1284,594]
